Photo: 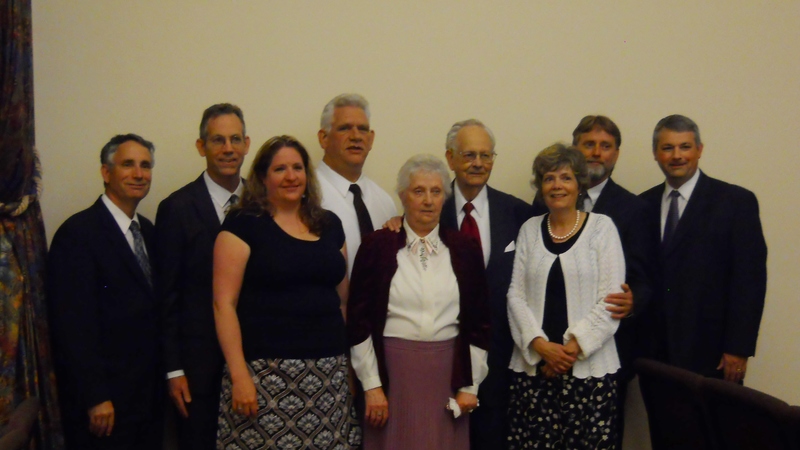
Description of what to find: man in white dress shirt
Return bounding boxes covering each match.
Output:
[316,93,397,276]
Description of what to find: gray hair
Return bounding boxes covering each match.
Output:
[445,119,496,152]
[652,114,702,150]
[396,154,452,198]
[100,133,156,167]
[320,93,371,132]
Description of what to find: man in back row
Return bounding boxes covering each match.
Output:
[568,115,657,447]
[441,119,534,450]
[155,104,250,450]
[316,93,397,276]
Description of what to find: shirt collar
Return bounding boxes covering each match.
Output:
[317,160,365,198]
[101,193,138,235]
[586,177,610,205]
[454,183,488,218]
[403,219,441,253]
[662,169,701,202]
[203,171,243,208]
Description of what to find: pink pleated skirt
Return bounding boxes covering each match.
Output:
[363,337,469,450]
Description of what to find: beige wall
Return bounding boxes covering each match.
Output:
[33,1,800,446]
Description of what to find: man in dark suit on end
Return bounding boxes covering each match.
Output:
[154,104,250,450]
[640,114,767,383]
[48,134,162,449]
[441,119,534,450]
[568,115,657,446]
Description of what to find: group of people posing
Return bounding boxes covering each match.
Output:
[46,93,768,450]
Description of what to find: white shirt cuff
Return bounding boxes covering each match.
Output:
[166,370,185,380]
[351,336,382,391]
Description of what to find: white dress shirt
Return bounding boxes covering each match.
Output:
[453,184,491,267]
[659,169,701,239]
[203,171,244,223]
[101,194,145,255]
[350,221,489,394]
[316,161,397,277]
[583,177,610,213]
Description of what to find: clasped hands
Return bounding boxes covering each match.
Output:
[532,337,581,378]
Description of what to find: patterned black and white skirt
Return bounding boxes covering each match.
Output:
[217,355,362,449]
[507,370,619,450]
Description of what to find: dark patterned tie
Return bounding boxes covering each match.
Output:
[662,190,681,245]
[349,184,373,240]
[129,221,152,286]
[225,194,239,215]
[460,202,483,257]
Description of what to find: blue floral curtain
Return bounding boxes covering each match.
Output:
[1,0,64,448]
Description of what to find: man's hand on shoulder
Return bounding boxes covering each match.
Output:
[382,216,403,233]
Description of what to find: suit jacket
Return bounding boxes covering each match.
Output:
[590,178,657,372]
[533,179,658,373]
[47,197,161,420]
[346,227,492,393]
[640,171,767,377]
[442,186,534,405]
[154,174,224,395]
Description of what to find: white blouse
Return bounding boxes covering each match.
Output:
[350,222,489,394]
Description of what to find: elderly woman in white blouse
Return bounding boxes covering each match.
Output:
[506,144,626,449]
[346,154,491,450]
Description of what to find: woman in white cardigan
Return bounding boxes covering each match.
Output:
[506,143,625,449]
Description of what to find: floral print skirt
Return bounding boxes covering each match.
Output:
[507,370,619,450]
[217,355,362,449]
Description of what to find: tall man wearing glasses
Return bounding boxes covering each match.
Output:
[154,104,250,450]
[316,93,397,276]
[442,119,534,450]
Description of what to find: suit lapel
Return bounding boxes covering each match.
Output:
[663,172,710,257]
[485,187,507,271]
[591,178,617,214]
[92,198,153,292]
[442,186,458,230]
[189,175,223,231]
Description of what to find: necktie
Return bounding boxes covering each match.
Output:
[349,184,374,240]
[663,190,681,244]
[577,192,591,212]
[225,194,239,215]
[460,202,482,256]
[130,221,153,286]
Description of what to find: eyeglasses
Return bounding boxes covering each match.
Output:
[457,151,496,163]
[206,135,246,149]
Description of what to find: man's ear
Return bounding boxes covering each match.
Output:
[196,138,207,157]
[317,129,328,150]
[445,149,456,170]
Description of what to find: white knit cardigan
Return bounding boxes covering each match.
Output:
[507,213,625,379]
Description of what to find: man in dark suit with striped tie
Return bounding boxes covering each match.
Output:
[154,104,250,450]
[640,114,767,383]
[48,134,162,449]
[441,119,534,450]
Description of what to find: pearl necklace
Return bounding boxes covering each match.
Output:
[547,210,581,241]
